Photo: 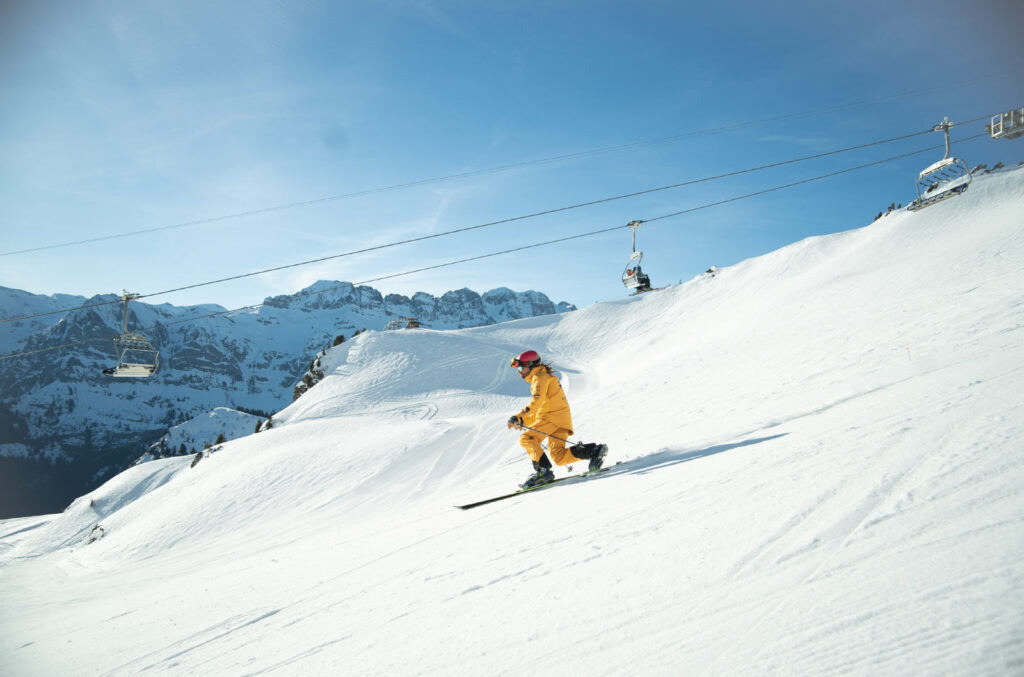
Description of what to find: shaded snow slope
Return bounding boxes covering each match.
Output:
[1,168,1023,676]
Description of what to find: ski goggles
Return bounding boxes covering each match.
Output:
[510,357,536,368]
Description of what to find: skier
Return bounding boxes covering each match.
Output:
[507,350,607,488]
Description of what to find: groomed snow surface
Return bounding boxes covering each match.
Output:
[2,168,1023,676]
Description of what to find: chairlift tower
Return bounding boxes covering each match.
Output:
[988,108,1024,140]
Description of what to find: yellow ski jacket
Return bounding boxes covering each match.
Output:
[517,366,573,433]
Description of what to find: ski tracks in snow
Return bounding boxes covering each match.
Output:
[689,371,1024,675]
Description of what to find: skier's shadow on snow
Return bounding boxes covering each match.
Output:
[601,434,788,478]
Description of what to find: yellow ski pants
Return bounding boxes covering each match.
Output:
[518,420,583,466]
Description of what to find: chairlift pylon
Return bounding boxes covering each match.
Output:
[907,117,971,212]
[102,291,159,378]
[621,220,653,293]
[987,107,1024,140]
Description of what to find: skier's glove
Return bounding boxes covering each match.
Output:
[507,415,523,430]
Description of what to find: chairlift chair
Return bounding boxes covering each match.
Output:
[907,118,971,212]
[103,291,159,378]
[621,220,653,293]
[622,253,652,292]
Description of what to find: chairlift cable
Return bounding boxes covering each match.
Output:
[645,132,989,223]
[142,126,948,300]
[0,77,1007,259]
[0,134,989,363]
[0,122,984,327]
[116,137,999,332]
[0,121,995,329]
[0,340,101,360]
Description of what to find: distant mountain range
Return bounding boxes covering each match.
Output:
[0,281,575,517]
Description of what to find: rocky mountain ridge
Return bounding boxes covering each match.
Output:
[0,281,575,517]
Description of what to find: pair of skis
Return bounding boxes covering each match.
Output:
[455,422,612,510]
[455,464,614,510]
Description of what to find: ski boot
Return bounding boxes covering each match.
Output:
[588,444,608,472]
[521,459,555,489]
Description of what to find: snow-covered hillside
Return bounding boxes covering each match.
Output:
[1,167,1023,675]
[0,282,574,517]
[133,407,262,465]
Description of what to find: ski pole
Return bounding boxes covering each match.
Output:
[509,421,576,446]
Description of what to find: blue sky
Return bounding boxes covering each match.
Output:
[0,0,1020,312]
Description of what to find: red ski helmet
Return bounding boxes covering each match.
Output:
[510,350,541,369]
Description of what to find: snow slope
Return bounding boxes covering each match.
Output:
[1,167,1023,676]
[133,407,262,464]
